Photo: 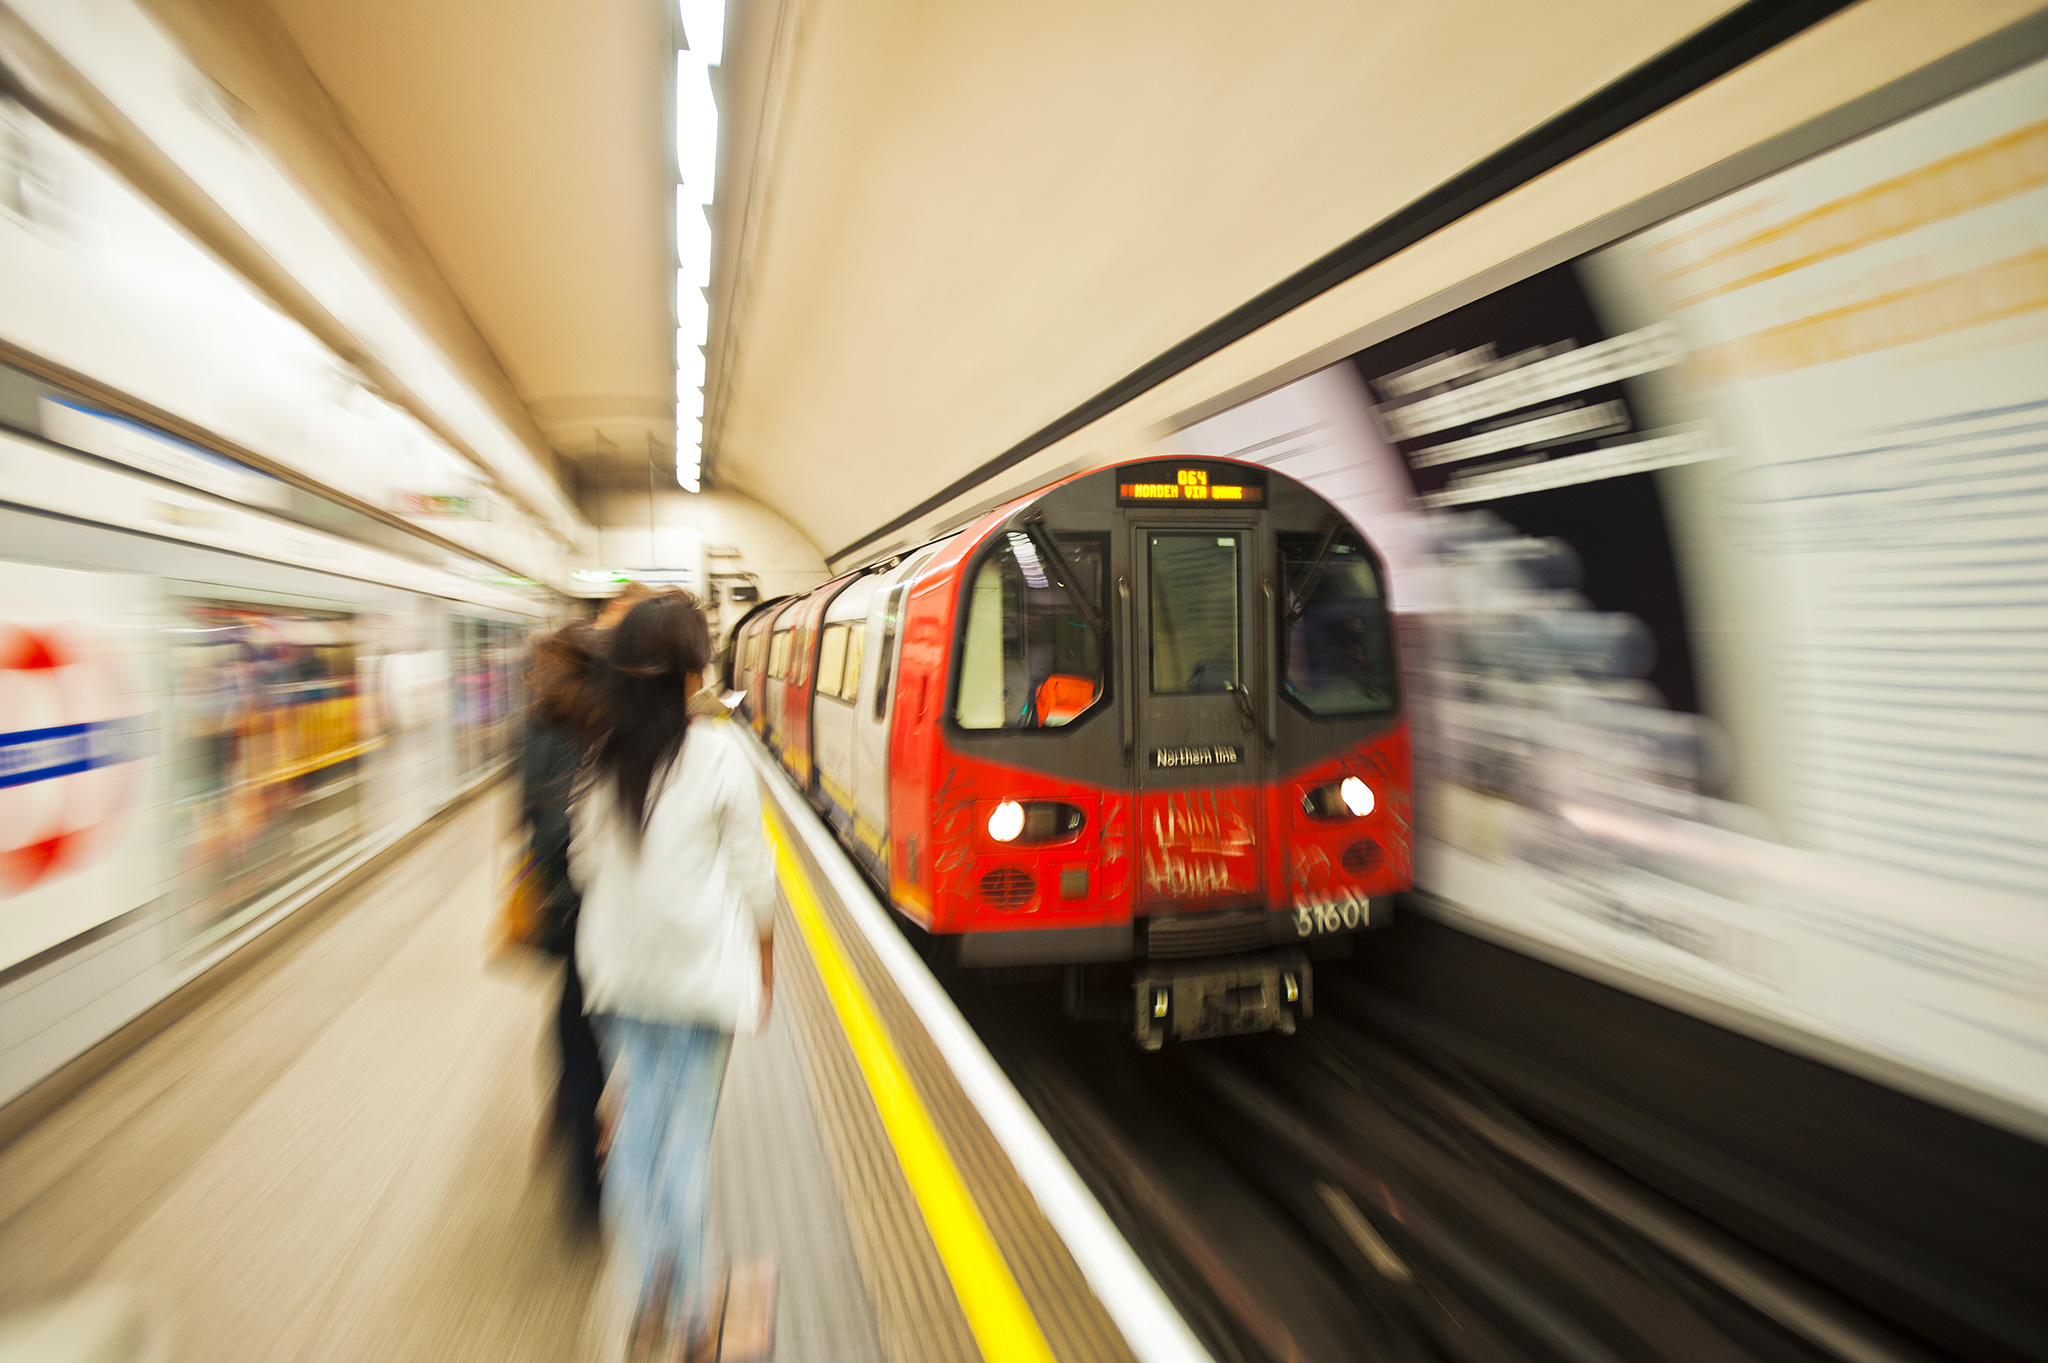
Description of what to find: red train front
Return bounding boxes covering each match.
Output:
[730,457,1410,1046]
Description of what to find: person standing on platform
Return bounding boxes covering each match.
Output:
[570,590,775,1361]
[522,583,656,1216]
[522,620,608,1216]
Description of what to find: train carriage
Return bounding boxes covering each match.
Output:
[722,594,786,737]
[776,578,854,786]
[752,596,803,751]
[736,456,1410,1045]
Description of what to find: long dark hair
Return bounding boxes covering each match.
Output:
[585,591,713,836]
[528,620,602,732]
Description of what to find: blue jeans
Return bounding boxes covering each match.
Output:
[599,1016,733,1334]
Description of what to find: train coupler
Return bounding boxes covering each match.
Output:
[1132,950,1311,1050]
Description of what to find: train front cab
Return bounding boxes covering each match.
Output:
[897,457,1410,1047]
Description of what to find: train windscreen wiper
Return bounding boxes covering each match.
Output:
[1020,512,1107,639]
[1284,517,1346,623]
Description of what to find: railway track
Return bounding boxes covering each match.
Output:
[955,964,1951,1363]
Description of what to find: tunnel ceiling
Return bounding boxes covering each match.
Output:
[242,0,1754,547]
[708,0,1746,557]
[262,0,677,485]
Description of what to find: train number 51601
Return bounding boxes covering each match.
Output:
[1292,889,1374,937]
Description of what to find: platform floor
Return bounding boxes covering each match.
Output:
[0,785,884,1362]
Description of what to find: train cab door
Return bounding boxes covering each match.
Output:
[1129,520,1268,912]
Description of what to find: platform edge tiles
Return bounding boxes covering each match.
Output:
[740,732,1213,1363]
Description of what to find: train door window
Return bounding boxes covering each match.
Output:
[954,531,1106,729]
[873,585,905,720]
[769,629,791,678]
[1148,533,1240,694]
[817,624,849,700]
[841,624,865,701]
[1277,529,1395,715]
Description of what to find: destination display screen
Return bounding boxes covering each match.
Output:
[1115,461,1267,507]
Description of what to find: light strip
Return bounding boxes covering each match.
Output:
[672,8,722,489]
[676,51,719,208]
[677,185,712,287]
[678,0,725,64]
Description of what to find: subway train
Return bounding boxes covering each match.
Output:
[728,457,1410,1046]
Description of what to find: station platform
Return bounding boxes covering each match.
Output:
[0,737,1202,1363]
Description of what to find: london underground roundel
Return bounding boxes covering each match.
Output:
[0,625,147,896]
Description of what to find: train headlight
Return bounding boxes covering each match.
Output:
[1302,779,1375,820]
[988,801,1025,842]
[984,800,1086,845]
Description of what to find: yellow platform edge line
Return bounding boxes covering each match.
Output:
[765,814,1057,1363]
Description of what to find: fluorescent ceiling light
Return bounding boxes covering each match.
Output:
[678,0,724,64]
[677,188,711,287]
[673,2,722,504]
[677,278,708,343]
[676,53,718,206]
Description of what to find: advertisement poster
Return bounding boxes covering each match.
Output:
[166,596,367,943]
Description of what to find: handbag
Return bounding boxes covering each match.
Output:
[490,850,549,957]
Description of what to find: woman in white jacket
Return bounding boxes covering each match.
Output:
[569,591,774,1360]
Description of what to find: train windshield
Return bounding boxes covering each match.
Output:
[955,532,1106,728]
[1278,529,1395,715]
[1149,532,1241,693]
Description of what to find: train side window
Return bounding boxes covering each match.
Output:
[1277,529,1395,715]
[841,624,865,701]
[817,624,849,700]
[1149,533,1240,694]
[954,531,1105,729]
[872,586,905,720]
